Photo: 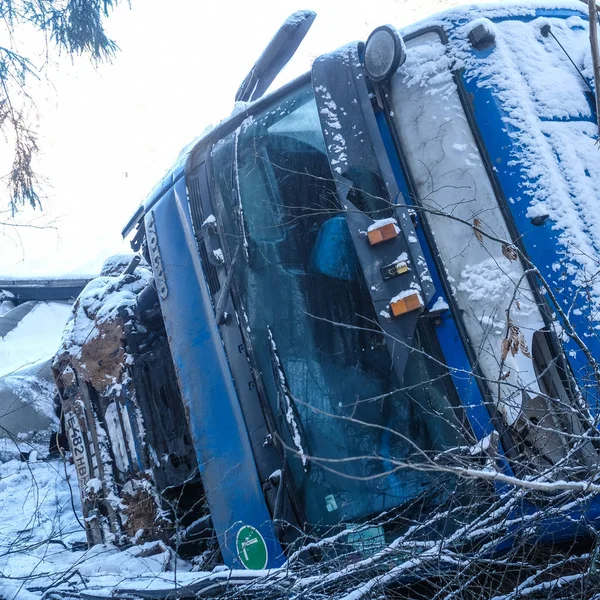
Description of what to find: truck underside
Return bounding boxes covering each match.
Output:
[53,256,219,566]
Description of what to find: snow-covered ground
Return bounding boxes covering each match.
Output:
[0,302,72,450]
[0,301,204,599]
[0,458,201,600]
[0,303,72,379]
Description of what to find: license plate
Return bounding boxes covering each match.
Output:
[65,411,91,485]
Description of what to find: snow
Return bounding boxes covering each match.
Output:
[0,452,294,598]
[389,29,547,426]
[315,85,348,174]
[0,366,58,423]
[0,291,15,317]
[390,288,424,305]
[454,13,600,337]
[431,296,449,312]
[0,302,72,379]
[367,217,401,233]
[202,214,216,227]
[269,469,282,481]
[58,264,152,358]
[85,477,102,494]
[468,430,498,455]
[0,457,201,599]
[0,301,14,317]
[213,248,224,263]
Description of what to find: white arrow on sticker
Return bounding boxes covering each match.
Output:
[241,537,258,561]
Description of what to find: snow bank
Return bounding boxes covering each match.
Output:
[0,302,72,379]
[0,458,190,599]
[0,302,71,442]
[57,261,152,363]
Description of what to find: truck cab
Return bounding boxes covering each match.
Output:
[54,1,600,574]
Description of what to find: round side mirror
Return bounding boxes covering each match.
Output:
[364,25,406,82]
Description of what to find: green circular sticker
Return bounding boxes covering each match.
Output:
[236,525,268,570]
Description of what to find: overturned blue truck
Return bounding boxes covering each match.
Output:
[53,0,600,580]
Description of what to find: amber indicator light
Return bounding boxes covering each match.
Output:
[390,292,423,317]
[368,223,398,246]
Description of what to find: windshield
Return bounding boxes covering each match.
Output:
[210,84,465,528]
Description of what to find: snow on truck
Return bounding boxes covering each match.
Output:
[52,0,600,579]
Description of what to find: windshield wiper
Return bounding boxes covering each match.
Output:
[266,326,312,537]
[267,326,309,472]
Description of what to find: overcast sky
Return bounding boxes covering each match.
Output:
[0,0,472,278]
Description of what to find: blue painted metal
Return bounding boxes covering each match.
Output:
[145,175,284,569]
[456,8,600,412]
[376,5,600,544]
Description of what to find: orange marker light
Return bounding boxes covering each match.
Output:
[390,292,424,317]
[368,222,398,246]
